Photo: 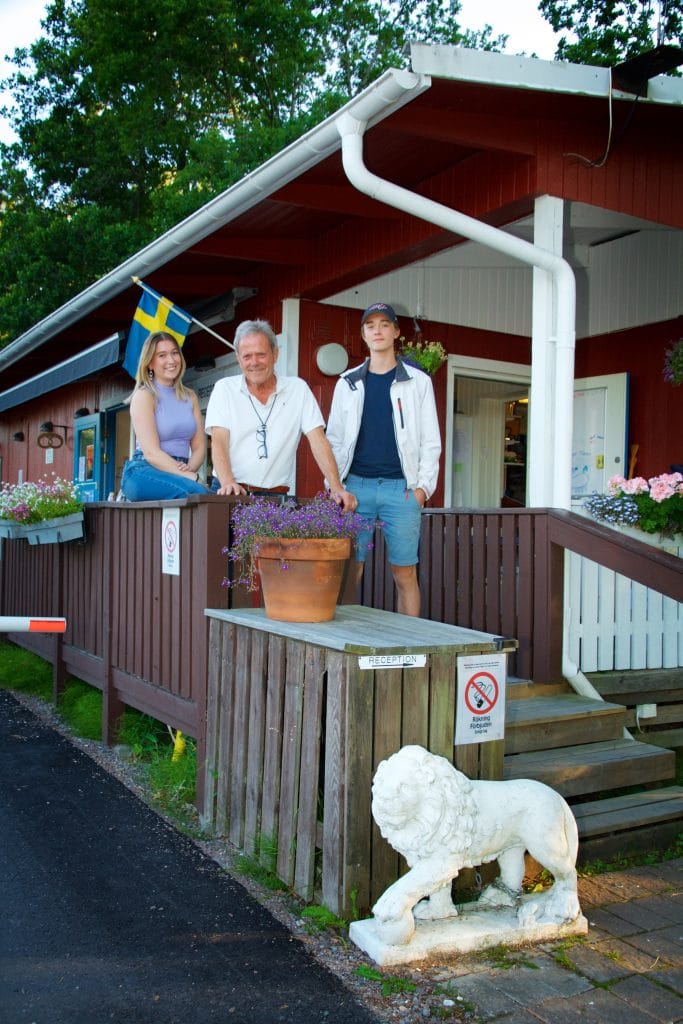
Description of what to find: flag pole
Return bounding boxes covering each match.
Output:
[132,276,236,351]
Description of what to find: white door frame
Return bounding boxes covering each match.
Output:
[445,355,531,507]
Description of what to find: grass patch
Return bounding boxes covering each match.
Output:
[118,709,172,757]
[552,936,585,971]
[354,964,417,997]
[300,904,348,933]
[236,834,288,891]
[144,739,198,824]
[0,639,53,700]
[58,679,102,739]
[479,943,540,971]
[579,832,683,876]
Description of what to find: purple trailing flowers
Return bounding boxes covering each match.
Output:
[222,492,375,590]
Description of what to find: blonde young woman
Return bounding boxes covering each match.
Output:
[120,331,209,500]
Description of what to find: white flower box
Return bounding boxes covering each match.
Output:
[20,512,86,545]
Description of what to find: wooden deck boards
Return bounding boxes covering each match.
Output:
[207,606,517,656]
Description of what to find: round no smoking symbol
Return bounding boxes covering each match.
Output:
[164,520,178,554]
[464,671,499,715]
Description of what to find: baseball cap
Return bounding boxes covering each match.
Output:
[360,302,399,326]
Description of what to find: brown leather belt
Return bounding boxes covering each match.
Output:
[238,484,289,495]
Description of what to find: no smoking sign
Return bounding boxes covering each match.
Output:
[455,653,506,745]
[464,671,499,715]
[161,508,180,576]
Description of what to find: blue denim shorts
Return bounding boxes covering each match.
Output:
[346,474,422,566]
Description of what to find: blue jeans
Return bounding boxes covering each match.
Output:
[346,474,422,566]
[121,454,208,501]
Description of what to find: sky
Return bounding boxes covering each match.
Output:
[0,0,559,145]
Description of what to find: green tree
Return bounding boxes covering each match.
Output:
[0,0,503,345]
[539,0,683,65]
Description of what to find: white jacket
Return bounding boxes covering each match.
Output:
[326,357,442,499]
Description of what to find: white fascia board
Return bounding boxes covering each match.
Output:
[410,43,683,105]
[0,68,430,372]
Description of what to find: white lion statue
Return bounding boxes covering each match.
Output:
[371,745,581,946]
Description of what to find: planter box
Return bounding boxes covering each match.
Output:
[0,521,22,540]
[21,512,85,545]
[610,523,682,556]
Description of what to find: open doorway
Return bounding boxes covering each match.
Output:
[503,397,528,505]
[445,356,531,509]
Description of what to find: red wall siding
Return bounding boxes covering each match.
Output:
[0,381,99,485]
[575,317,683,479]
[535,121,683,229]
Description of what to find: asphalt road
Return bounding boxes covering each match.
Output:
[0,690,378,1024]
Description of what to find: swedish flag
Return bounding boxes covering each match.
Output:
[123,282,192,378]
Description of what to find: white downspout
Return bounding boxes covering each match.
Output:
[336,112,576,511]
[337,112,606,703]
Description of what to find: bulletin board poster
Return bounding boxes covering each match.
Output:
[162,508,180,576]
[571,387,606,498]
[455,652,506,746]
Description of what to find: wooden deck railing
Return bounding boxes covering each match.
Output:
[1,500,680,814]
[357,508,683,682]
[0,495,236,807]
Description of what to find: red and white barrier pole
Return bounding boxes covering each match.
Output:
[0,617,66,633]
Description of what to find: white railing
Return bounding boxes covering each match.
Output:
[566,526,683,671]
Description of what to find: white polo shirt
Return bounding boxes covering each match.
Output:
[205,373,325,492]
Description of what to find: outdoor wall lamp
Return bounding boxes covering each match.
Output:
[40,420,68,436]
[75,407,90,418]
[12,431,24,442]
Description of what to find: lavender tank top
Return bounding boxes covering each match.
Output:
[136,384,196,459]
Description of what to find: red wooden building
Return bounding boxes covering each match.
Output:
[0,44,680,506]
[1,45,682,868]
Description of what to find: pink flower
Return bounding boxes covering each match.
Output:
[647,472,682,503]
[621,476,649,495]
[649,480,675,503]
[607,475,627,495]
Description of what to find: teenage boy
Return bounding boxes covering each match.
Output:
[326,302,441,616]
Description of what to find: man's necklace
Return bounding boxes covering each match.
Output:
[248,392,278,460]
[248,391,278,427]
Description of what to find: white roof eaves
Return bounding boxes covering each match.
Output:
[0,67,430,373]
[409,43,683,106]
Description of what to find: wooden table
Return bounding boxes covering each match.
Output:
[203,605,517,917]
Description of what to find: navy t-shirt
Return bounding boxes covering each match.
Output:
[349,368,403,478]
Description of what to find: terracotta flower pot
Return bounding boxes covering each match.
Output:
[255,536,351,622]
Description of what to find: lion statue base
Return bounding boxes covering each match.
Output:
[357,745,585,954]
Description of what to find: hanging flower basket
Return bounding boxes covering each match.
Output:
[399,338,447,375]
[663,338,683,387]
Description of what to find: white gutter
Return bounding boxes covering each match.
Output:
[0,69,430,374]
[336,111,577,510]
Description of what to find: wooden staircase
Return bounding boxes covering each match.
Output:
[504,680,683,863]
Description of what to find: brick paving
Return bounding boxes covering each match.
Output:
[438,860,683,1022]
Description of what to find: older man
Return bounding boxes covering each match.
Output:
[205,319,355,510]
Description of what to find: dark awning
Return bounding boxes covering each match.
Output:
[0,333,123,412]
